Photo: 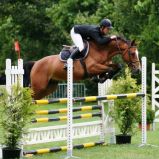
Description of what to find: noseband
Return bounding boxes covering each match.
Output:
[115,38,140,67]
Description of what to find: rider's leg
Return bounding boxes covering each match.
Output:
[70,27,84,59]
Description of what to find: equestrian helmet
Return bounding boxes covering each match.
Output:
[100,19,113,29]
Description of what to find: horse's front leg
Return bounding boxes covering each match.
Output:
[98,63,122,83]
[105,63,122,78]
[91,63,122,83]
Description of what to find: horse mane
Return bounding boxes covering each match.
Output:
[116,36,129,43]
[112,36,134,46]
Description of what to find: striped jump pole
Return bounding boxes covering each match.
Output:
[34,92,145,104]
[31,112,102,123]
[35,105,102,115]
[23,141,105,156]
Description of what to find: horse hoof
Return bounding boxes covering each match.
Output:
[117,64,123,70]
[91,76,100,83]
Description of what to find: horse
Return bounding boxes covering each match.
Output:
[23,36,141,100]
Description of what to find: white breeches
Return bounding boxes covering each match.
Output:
[70,27,84,52]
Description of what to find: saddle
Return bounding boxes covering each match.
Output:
[59,41,89,62]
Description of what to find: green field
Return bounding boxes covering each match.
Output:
[23,129,159,159]
[1,102,159,159]
[24,103,159,159]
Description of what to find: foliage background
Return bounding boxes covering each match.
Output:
[108,67,141,135]
[0,0,159,94]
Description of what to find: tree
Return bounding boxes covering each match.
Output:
[0,0,57,67]
[0,0,158,94]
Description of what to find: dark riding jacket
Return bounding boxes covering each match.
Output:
[74,25,111,45]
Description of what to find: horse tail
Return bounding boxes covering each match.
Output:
[0,73,6,85]
[23,61,35,87]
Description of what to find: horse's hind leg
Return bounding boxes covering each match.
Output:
[44,80,59,98]
[33,83,58,100]
[31,78,58,100]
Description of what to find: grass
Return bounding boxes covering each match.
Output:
[23,129,159,159]
[1,102,159,159]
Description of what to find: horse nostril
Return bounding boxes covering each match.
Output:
[131,68,141,76]
[136,68,141,74]
[137,69,140,74]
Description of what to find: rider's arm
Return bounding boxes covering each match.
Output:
[73,25,111,45]
[96,36,111,45]
[91,31,111,45]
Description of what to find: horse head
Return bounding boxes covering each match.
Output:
[110,36,141,75]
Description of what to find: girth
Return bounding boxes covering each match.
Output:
[79,59,90,79]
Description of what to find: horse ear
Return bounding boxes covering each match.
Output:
[131,39,136,46]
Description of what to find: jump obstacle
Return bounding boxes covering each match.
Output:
[34,93,144,104]
[4,59,114,157]
[152,62,159,128]
[5,59,24,94]
[66,56,147,157]
[3,57,147,158]
[23,103,106,155]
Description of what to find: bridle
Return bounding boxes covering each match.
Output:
[115,38,140,68]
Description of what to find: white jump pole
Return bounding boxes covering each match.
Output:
[141,57,147,146]
[66,58,80,158]
[67,58,78,159]
[66,58,73,158]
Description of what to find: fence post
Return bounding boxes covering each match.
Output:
[5,59,12,94]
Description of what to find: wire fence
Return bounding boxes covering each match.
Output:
[45,83,86,99]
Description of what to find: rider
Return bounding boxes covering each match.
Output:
[67,19,120,83]
[69,18,116,59]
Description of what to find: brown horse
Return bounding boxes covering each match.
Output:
[24,37,141,99]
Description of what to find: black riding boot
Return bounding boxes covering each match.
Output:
[69,47,80,59]
[64,48,80,69]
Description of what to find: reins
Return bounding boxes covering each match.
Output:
[115,38,140,67]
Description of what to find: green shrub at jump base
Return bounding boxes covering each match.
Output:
[109,67,141,144]
[0,84,34,159]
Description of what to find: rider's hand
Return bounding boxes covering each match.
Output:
[110,35,117,39]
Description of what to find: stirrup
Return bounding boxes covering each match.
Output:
[64,63,68,70]
[63,63,74,70]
